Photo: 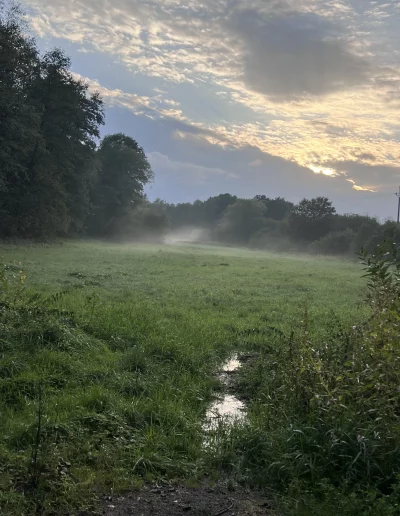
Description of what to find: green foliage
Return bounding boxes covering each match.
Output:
[248,220,293,251]
[282,479,400,516]
[202,194,238,226]
[0,263,210,514]
[288,196,336,242]
[1,9,155,241]
[210,241,400,515]
[363,221,400,253]
[162,194,392,257]
[89,134,153,236]
[215,199,269,245]
[309,228,356,255]
[359,240,400,316]
[0,3,41,231]
[254,195,294,221]
[0,7,105,238]
[163,194,238,230]
[133,201,170,241]
[333,213,380,234]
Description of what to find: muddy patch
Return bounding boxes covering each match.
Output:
[100,357,273,516]
[102,483,272,515]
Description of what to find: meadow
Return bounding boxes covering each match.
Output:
[0,241,377,514]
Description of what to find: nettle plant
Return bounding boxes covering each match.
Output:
[359,241,400,321]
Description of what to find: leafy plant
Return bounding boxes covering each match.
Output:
[218,241,400,514]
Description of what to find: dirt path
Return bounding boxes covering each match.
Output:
[102,483,272,516]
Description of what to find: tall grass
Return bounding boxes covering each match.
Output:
[0,241,370,514]
[0,260,223,514]
[210,243,400,514]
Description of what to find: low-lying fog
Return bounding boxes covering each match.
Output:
[163,227,210,245]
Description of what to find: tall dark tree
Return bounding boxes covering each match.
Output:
[20,49,104,236]
[215,199,268,244]
[254,195,294,220]
[89,133,153,235]
[0,3,41,234]
[203,194,237,226]
[0,6,104,238]
[288,197,336,241]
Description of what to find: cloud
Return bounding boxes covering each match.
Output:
[25,0,400,215]
[227,10,370,99]
[78,74,400,192]
[326,160,400,190]
[148,152,236,185]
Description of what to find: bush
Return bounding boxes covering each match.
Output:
[248,219,291,250]
[214,199,268,245]
[309,228,356,255]
[219,241,400,514]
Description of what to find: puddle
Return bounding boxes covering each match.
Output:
[222,356,241,373]
[204,355,246,432]
[205,395,245,428]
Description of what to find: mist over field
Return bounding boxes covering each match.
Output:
[164,227,211,246]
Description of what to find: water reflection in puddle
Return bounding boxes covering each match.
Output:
[206,395,245,427]
[204,355,246,431]
[222,356,241,373]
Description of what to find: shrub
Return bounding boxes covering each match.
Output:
[248,219,290,250]
[309,228,356,255]
[222,241,400,514]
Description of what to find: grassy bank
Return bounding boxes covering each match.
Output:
[0,241,368,514]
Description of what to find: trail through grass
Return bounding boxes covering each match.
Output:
[0,241,366,514]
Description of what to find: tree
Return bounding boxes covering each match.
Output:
[255,195,294,220]
[266,197,294,220]
[363,220,400,253]
[0,3,41,234]
[19,48,104,236]
[0,6,104,238]
[89,133,153,236]
[132,200,170,241]
[163,200,204,228]
[215,199,268,244]
[332,213,380,234]
[288,197,336,242]
[254,194,268,204]
[309,228,356,255]
[203,193,238,226]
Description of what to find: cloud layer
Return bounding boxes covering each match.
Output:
[228,10,370,98]
[25,0,400,212]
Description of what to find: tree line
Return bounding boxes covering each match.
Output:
[156,194,399,255]
[0,5,153,239]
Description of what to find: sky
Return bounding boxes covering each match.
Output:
[24,0,400,218]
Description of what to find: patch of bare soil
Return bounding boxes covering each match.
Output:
[102,483,272,516]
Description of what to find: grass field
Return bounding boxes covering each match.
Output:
[0,241,368,514]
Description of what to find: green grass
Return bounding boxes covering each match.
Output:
[2,240,366,331]
[0,241,367,514]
